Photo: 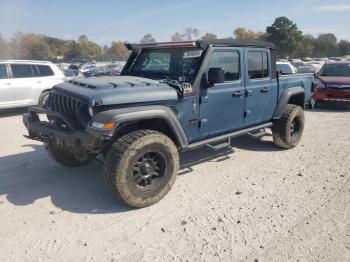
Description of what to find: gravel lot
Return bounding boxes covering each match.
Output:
[0,104,349,262]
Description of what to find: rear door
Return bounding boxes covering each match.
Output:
[35,64,59,94]
[244,49,276,125]
[199,47,245,137]
[0,64,16,108]
[9,63,37,105]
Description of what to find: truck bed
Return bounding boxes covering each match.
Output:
[278,73,315,106]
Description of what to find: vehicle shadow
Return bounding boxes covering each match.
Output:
[231,134,283,152]
[312,101,350,112]
[0,144,132,214]
[1,135,275,214]
[0,107,29,118]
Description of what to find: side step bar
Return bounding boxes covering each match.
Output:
[184,122,273,151]
[206,137,231,150]
[247,129,268,138]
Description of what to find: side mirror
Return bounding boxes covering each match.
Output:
[208,67,225,85]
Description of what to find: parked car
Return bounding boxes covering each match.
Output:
[0,60,65,109]
[63,69,83,81]
[276,61,298,74]
[314,61,350,103]
[79,63,97,73]
[297,64,320,74]
[23,39,314,208]
[94,64,123,77]
[68,64,79,71]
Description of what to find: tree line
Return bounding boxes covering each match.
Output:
[0,16,349,61]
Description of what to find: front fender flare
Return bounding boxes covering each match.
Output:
[91,105,189,148]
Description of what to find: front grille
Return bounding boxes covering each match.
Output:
[47,91,91,129]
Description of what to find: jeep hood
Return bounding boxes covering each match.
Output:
[52,76,179,106]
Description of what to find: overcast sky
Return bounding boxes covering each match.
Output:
[0,0,349,45]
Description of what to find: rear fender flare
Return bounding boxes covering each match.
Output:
[273,87,305,119]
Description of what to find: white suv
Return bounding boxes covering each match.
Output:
[0,60,65,109]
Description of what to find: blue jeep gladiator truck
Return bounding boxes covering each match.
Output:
[23,39,314,208]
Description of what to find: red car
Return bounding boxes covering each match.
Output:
[314,61,350,103]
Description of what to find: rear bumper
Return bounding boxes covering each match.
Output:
[23,107,111,151]
[314,88,350,102]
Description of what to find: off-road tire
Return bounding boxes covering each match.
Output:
[272,104,305,149]
[103,130,179,208]
[38,91,51,107]
[45,143,92,167]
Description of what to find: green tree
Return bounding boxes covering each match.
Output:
[201,32,218,40]
[64,41,82,60]
[43,36,69,57]
[234,27,264,40]
[338,40,350,56]
[171,32,184,42]
[140,33,156,43]
[266,16,303,58]
[314,33,338,57]
[78,35,102,58]
[107,41,129,58]
[296,35,315,58]
[11,32,52,59]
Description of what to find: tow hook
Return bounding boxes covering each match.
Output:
[40,132,52,141]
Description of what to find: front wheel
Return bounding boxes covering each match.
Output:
[272,104,305,149]
[38,91,51,107]
[103,130,179,208]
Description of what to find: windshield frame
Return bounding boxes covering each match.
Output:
[124,47,205,83]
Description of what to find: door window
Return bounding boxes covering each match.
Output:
[208,51,240,81]
[10,64,34,78]
[0,64,8,79]
[37,65,54,76]
[248,51,269,79]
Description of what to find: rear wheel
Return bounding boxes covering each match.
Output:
[45,143,92,167]
[272,104,305,149]
[103,130,179,208]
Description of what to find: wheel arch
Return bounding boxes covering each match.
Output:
[92,105,189,148]
[41,88,52,94]
[273,87,305,119]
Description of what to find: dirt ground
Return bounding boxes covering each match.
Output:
[0,104,349,262]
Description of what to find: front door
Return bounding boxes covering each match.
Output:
[0,64,15,108]
[199,48,245,138]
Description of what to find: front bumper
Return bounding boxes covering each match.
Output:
[23,107,111,151]
[314,88,350,102]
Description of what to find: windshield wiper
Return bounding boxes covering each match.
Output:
[159,77,184,97]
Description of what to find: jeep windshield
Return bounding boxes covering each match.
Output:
[127,48,204,83]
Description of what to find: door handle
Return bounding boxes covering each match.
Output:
[261,87,270,93]
[4,82,11,86]
[37,81,42,84]
[232,91,244,97]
